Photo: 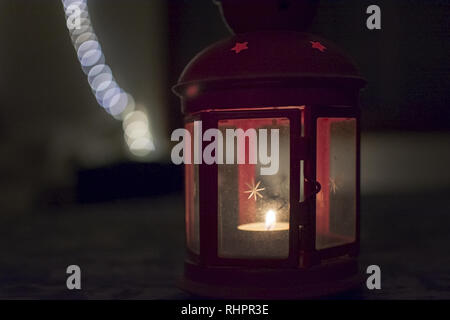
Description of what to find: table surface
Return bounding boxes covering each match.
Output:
[0,190,449,300]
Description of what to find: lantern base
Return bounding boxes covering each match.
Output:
[179,257,361,299]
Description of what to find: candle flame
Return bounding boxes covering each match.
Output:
[265,210,276,230]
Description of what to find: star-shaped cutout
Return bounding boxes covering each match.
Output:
[329,177,339,194]
[244,180,265,201]
[231,41,248,54]
[310,41,326,52]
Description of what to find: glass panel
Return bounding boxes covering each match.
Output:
[301,111,305,137]
[300,110,305,202]
[185,122,199,254]
[218,118,290,258]
[300,160,305,203]
[316,118,356,250]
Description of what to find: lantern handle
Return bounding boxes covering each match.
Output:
[304,178,321,201]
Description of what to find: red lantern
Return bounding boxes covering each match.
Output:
[173,0,366,298]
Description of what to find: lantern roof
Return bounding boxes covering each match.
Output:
[173,31,366,98]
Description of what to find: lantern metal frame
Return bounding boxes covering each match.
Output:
[173,31,365,298]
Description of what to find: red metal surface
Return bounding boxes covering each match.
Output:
[173,31,365,112]
[184,122,196,253]
[216,0,319,33]
[174,26,365,294]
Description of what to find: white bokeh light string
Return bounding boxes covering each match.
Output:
[62,0,155,156]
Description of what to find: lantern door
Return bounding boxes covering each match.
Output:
[311,106,360,260]
[193,108,307,267]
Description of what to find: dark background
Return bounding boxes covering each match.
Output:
[0,0,449,299]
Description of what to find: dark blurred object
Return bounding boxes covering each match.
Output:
[215,0,319,33]
[76,163,183,203]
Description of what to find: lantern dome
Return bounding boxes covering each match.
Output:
[214,0,319,33]
[174,1,366,300]
[173,31,366,101]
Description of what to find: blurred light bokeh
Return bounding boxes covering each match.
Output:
[0,0,448,213]
[62,0,155,157]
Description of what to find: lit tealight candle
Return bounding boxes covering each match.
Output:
[265,209,276,230]
[238,210,289,232]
